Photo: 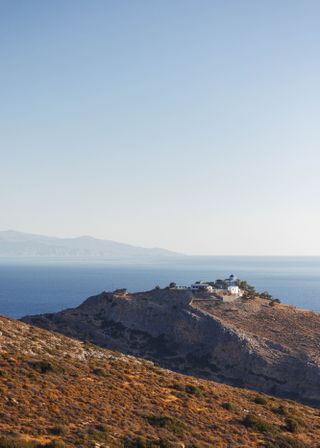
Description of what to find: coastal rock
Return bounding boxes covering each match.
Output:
[22,289,320,407]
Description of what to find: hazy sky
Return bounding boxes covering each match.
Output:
[1,1,320,255]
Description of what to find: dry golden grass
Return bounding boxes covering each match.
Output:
[192,296,320,363]
[0,316,319,447]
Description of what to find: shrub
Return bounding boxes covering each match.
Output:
[254,395,268,405]
[242,414,275,433]
[0,440,66,448]
[43,442,66,448]
[222,402,236,411]
[157,440,173,448]
[273,405,287,416]
[146,414,186,435]
[28,360,63,375]
[270,298,281,307]
[124,437,148,448]
[87,428,109,443]
[95,424,108,432]
[92,367,108,377]
[49,425,65,436]
[260,291,273,300]
[188,446,207,448]
[170,383,185,392]
[170,383,204,396]
[265,435,308,448]
[185,385,203,397]
[0,439,37,448]
[124,438,174,448]
[285,417,300,433]
[273,406,306,431]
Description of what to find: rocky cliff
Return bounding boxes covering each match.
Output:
[22,289,320,407]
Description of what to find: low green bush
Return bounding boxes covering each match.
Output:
[124,437,173,448]
[94,424,108,432]
[146,414,186,435]
[170,383,185,392]
[49,425,65,436]
[43,442,66,448]
[273,405,287,416]
[28,360,63,375]
[0,439,37,448]
[285,417,300,433]
[242,414,275,433]
[0,440,66,448]
[185,385,204,397]
[221,402,236,411]
[92,367,108,377]
[254,395,268,405]
[273,406,306,432]
[87,428,109,443]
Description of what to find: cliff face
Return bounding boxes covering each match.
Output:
[22,289,320,407]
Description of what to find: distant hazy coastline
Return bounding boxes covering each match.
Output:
[0,230,181,260]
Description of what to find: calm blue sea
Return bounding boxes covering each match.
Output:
[0,257,320,318]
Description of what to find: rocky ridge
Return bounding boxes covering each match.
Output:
[22,289,320,408]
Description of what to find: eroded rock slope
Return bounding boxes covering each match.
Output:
[22,289,320,407]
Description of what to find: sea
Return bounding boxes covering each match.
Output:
[0,256,320,318]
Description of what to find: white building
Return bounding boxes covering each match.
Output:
[227,285,240,295]
[191,281,213,292]
[225,274,241,295]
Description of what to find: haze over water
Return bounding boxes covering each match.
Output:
[0,256,319,318]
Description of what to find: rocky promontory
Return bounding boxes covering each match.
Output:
[22,288,320,407]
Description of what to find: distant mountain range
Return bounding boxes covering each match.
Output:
[0,230,180,260]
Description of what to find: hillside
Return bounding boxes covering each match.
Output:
[191,296,320,363]
[1,316,320,448]
[22,289,320,408]
[0,231,179,260]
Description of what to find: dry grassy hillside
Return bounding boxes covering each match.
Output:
[192,296,320,363]
[0,316,320,448]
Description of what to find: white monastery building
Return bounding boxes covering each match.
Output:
[225,274,241,295]
[190,281,213,292]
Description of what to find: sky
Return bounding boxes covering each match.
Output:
[1,0,320,255]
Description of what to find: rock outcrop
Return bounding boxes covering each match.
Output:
[22,289,320,407]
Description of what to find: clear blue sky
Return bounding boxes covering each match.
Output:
[1,0,320,255]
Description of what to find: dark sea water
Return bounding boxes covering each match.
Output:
[0,256,320,318]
